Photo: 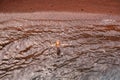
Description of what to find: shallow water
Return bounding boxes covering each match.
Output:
[0,12,120,80]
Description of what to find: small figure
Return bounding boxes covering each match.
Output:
[55,40,61,56]
[50,40,69,56]
[57,47,61,56]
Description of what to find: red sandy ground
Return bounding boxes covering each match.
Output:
[0,0,120,14]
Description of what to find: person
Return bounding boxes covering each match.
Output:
[55,40,61,56]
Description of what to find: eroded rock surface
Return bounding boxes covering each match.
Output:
[0,12,120,80]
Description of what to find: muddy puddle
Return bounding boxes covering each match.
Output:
[0,12,120,80]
